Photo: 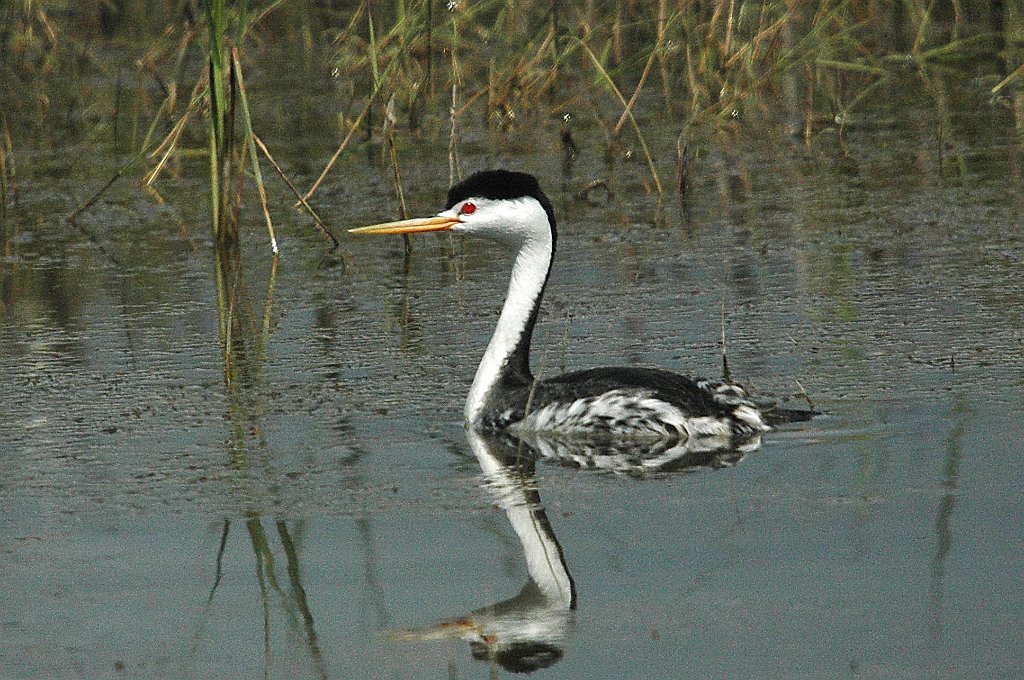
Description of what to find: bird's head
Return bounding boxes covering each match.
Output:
[350,170,557,251]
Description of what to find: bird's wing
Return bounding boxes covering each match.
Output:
[535,366,737,417]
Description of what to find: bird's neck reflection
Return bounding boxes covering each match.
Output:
[390,430,576,674]
[389,430,757,672]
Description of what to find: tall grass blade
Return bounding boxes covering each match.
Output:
[232,48,278,254]
[207,0,232,239]
[991,64,1024,96]
[578,40,663,194]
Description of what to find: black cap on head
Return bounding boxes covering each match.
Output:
[445,170,557,247]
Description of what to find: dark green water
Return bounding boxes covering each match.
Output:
[2,74,1023,678]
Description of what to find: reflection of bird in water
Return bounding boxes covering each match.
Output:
[507,427,756,475]
[352,170,813,447]
[387,424,757,671]
[388,430,575,673]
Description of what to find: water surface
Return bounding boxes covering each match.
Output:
[2,79,1023,678]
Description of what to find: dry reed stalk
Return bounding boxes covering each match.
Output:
[720,290,731,383]
[449,82,461,186]
[795,379,816,411]
[579,40,663,194]
[384,94,411,253]
[656,0,672,113]
[143,92,201,186]
[724,0,736,55]
[229,118,249,231]
[455,28,558,119]
[676,131,690,198]
[70,104,195,224]
[0,142,7,216]
[448,5,462,187]
[0,112,13,212]
[613,48,658,137]
[685,42,701,115]
[252,134,338,248]
[426,0,434,98]
[708,0,728,50]
[613,6,623,65]
[804,64,815,146]
[299,58,399,204]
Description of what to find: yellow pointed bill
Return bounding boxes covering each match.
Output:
[348,214,460,235]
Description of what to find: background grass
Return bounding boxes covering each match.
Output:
[1,0,1021,231]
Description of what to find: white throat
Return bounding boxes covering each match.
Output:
[462,200,554,425]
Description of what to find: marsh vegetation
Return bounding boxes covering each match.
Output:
[2,0,1022,238]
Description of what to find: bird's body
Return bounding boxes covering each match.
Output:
[351,169,808,444]
[476,367,769,439]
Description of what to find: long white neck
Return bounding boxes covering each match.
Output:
[468,431,574,608]
[464,228,553,425]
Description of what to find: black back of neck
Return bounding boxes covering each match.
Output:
[448,170,558,387]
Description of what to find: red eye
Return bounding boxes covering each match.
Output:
[461,202,476,215]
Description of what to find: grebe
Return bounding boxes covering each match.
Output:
[351,170,810,442]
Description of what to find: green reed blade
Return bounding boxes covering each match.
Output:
[232,48,278,255]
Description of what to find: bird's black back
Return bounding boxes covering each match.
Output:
[479,366,742,431]
[537,366,736,416]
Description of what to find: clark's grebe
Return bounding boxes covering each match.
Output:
[351,170,811,443]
